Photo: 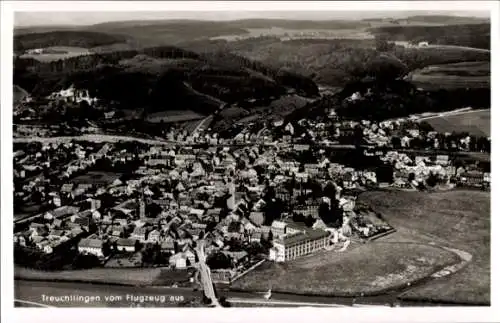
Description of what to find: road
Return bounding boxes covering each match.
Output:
[194,240,222,307]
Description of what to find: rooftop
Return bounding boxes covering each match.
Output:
[78,238,103,249]
[278,228,330,247]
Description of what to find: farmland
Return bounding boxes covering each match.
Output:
[408,61,490,90]
[423,109,490,137]
[358,190,490,304]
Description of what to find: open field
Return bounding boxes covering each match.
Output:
[358,190,490,304]
[423,109,490,137]
[408,61,490,90]
[20,46,92,62]
[231,241,458,296]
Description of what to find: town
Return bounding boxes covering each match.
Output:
[13,83,490,307]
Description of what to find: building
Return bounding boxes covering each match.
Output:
[77,238,104,257]
[270,221,287,238]
[461,171,484,187]
[269,228,329,262]
[131,227,147,242]
[116,238,136,252]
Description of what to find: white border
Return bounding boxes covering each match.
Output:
[1,1,499,323]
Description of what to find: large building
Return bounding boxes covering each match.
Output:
[269,227,330,262]
[77,238,104,257]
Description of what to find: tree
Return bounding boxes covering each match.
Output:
[376,164,394,183]
[207,252,232,269]
[426,172,439,187]
[391,137,402,149]
[418,121,434,133]
[102,241,112,257]
[408,173,416,183]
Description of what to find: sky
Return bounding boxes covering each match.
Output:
[14,10,490,27]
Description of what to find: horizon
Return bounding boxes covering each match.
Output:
[14,10,490,28]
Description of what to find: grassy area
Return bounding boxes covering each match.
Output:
[231,241,457,297]
[358,190,490,304]
[424,109,490,137]
[408,61,490,90]
[15,266,164,285]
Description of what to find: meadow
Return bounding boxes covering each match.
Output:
[424,109,490,137]
[408,61,490,90]
[358,190,490,304]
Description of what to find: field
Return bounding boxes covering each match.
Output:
[231,241,458,296]
[20,46,92,62]
[408,61,490,90]
[423,109,490,137]
[358,190,490,304]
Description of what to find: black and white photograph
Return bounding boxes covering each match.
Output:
[1,0,498,321]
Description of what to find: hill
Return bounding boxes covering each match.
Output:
[222,37,490,87]
[14,44,319,118]
[14,31,129,53]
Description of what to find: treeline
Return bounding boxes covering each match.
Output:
[370,23,490,49]
[334,79,490,121]
[14,31,128,53]
[287,78,490,123]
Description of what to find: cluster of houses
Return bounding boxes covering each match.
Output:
[14,111,490,274]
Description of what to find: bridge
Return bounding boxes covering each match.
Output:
[194,240,222,308]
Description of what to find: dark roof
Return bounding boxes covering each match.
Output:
[117,238,136,247]
[78,238,103,249]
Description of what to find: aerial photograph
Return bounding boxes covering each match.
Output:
[10,4,491,309]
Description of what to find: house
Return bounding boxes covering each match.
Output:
[78,238,104,257]
[131,227,147,242]
[147,229,161,243]
[184,249,196,265]
[161,238,176,254]
[222,251,249,267]
[461,171,484,186]
[116,238,137,252]
[249,212,265,226]
[169,252,187,269]
[435,155,450,166]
